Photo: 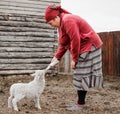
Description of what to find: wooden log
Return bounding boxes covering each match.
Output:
[0,47,53,52]
[0,1,48,10]
[0,26,55,33]
[0,20,52,29]
[7,16,45,23]
[0,32,54,37]
[0,6,44,13]
[0,63,48,70]
[0,42,54,48]
[0,70,34,75]
[0,58,51,64]
[0,0,59,5]
[0,15,45,22]
[0,52,53,58]
[0,9,43,16]
[0,36,55,42]
[0,69,53,75]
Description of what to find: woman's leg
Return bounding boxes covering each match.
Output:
[77,90,87,105]
[66,90,87,111]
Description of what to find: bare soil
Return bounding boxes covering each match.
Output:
[0,74,120,114]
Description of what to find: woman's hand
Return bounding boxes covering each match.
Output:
[51,57,59,66]
[71,60,76,70]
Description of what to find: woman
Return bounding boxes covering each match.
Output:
[45,4,103,111]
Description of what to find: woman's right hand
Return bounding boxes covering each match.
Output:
[51,57,59,66]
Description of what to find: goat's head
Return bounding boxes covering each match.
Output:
[31,70,46,81]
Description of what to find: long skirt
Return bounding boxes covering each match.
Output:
[73,46,103,91]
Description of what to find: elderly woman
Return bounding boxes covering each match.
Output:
[45,4,103,111]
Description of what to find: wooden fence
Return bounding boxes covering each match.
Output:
[0,0,60,75]
[99,31,120,76]
[58,31,120,76]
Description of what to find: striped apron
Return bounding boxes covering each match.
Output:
[73,46,103,91]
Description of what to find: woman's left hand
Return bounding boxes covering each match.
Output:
[71,60,76,70]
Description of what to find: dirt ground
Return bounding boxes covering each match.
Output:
[0,73,120,114]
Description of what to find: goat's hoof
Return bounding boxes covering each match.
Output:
[14,108,19,111]
[8,106,12,109]
[37,107,41,110]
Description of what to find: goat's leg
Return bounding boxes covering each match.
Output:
[35,96,41,109]
[12,95,25,111]
[8,95,13,108]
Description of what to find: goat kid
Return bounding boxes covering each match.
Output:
[8,70,46,111]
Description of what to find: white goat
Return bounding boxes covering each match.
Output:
[8,57,59,111]
[8,70,46,111]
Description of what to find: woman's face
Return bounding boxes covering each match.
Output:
[48,16,60,28]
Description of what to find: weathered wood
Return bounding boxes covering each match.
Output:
[0,36,55,42]
[0,9,44,16]
[64,51,70,72]
[0,52,53,58]
[99,31,120,76]
[0,58,51,64]
[0,32,55,37]
[0,0,59,5]
[112,32,120,75]
[0,64,48,70]
[0,47,53,52]
[0,1,50,10]
[0,6,44,12]
[0,21,52,29]
[0,42,54,48]
[0,0,60,75]
[0,15,45,21]
[0,26,55,33]
[0,70,34,75]
[0,69,53,75]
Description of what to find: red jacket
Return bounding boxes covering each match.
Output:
[55,13,103,62]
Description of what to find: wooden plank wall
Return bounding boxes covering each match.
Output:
[58,31,120,76]
[99,31,120,76]
[0,0,60,75]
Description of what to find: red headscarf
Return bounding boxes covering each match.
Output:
[45,4,71,23]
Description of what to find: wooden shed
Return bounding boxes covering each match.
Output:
[0,0,60,75]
